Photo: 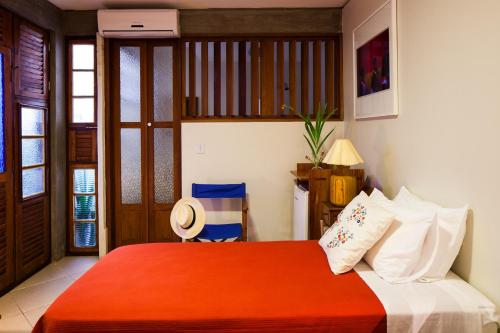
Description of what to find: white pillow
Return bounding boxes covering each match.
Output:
[319,191,395,275]
[365,189,436,283]
[394,186,468,281]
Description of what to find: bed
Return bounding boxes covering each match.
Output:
[33,241,498,333]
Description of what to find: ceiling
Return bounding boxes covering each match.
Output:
[48,0,349,10]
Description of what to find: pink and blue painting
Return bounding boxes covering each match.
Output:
[356,29,390,97]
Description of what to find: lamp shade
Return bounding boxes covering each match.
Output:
[323,139,364,166]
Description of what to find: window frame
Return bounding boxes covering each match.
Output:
[68,164,98,253]
[67,38,97,127]
[66,37,99,254]
[18,103,49,201]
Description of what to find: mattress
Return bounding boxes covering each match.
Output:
[33,241,386,333]
[355,261,499,333]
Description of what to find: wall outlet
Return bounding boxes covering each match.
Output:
[196,143,205,154]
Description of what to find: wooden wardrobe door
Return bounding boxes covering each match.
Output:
[13,18,49,100]
[0,47,14,292]
[112,41,149,246]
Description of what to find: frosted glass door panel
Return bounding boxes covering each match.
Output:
[154,128,174,204]
[120,128,142,204]
[153,47,173,121]
[21,107,44,136]
[22,167,45,198]
[120,47,141,122]
[21,139,44,167]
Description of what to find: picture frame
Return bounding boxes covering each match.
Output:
[353,0,398,119]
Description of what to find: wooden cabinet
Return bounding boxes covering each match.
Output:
[291,164,366,241]
[320,201,343,236]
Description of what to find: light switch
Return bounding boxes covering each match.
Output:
[196,143,205,154]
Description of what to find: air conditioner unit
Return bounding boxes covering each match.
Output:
[97,9,180,38]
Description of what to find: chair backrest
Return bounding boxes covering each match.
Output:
[192,183,246,199]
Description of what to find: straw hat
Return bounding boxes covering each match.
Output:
[170,197,206,239]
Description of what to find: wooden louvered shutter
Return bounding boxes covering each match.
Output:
[0,9,12,48]
[14,18,48,100]
[16,196,50,280]
[0,47,14,292]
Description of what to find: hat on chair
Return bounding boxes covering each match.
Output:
[170,197,206,239]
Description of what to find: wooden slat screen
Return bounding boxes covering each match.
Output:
[181,36,342,121]
[14,19,49,100]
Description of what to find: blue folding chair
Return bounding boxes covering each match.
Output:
[192,183,248,242]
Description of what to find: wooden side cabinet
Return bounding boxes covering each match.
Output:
[320,201,344,236]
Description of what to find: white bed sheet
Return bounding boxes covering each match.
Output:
[354,261,499,333]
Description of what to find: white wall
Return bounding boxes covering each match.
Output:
[182,121,343,240]
[343,0,500,306]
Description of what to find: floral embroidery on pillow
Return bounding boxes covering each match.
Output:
[327,226,354,248]
[350,203,367,226]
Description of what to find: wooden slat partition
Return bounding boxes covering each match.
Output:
[334,36,343,118]
[325,39,334,114]
[188,41,196,117]
[213,41,221,116]
[181,42,186,117]
[313,40,321,115]
[277,41,284,115]
[301,41,309,115]
[226,41,234,116]
[181,36,342,121]
[238,41,246,116]
[260,41,274,116]
[201,41,208,117]
[250,41,259,116]
[289,40,297,115]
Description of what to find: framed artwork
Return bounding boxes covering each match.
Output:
[353,0,398,119]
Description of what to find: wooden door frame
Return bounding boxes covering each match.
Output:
[0,46,15,292]
[108,39,182,248]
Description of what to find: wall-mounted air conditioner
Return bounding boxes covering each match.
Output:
[97,9,180,38]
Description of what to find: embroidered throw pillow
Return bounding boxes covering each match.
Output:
[319,192,395,275]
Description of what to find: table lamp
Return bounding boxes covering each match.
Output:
[323,139,364,206]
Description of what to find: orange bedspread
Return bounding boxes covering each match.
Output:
[33,241,386,333]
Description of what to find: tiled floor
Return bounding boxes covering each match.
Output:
[0,256,98,333]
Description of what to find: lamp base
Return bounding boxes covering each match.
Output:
[330,174,358,206]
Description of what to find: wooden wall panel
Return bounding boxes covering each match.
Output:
[238,41,246,116]
[260,41,274,116]
[277,41,284,115]
[226,41,234,116]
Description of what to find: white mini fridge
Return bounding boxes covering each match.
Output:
[293,184,309,240]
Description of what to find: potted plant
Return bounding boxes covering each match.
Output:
[283,103,336,169]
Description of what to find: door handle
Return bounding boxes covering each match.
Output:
[147,122,152,127]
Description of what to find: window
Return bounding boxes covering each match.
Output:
[21,106,46,198]
[181,36,342,121]
[70,166,97,248]
[69,42,96,124]
[67,39,98,253]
